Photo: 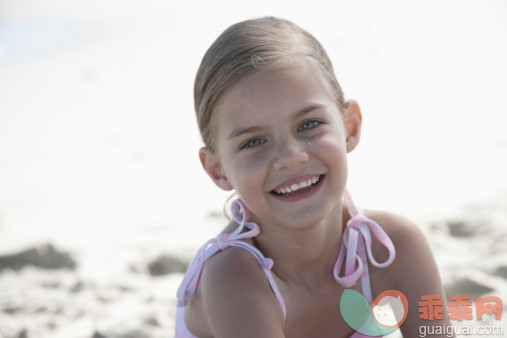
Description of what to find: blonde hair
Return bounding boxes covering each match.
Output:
[194,16,346,152]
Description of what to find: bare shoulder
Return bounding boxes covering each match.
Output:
[363,209,420,239]
[201,244,273,293]
[363,209,428,258]
[188,228,285,337]
[363,209,451,334]
[363,209,437,279]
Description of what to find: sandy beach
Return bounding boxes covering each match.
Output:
[1,0,506,337]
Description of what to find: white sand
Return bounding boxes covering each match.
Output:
[0,0,506,337]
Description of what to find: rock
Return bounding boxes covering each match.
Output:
[70,280,85,293]
[207,210,223,218]
[91,331,108,338]
[2,305,20,314]
[447,220,480,237]
[114,284,133,293]
[46,319,56,330]
[144,314,160,327]
[0,243,76,272]
[147,254,188,276]
[41,279,60,289]
[116,329,150,338]
[444,277,494,299]
[34,305,48,313]
[17,329,28,338]
[91,329,150,338]
[492,266,507,280]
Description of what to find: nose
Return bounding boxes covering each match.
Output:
[272,137,309,171]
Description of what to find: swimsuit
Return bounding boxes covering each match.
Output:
[175,189,396,337]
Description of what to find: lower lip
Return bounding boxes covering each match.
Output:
[269,175,325,202]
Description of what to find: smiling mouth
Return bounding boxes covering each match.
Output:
[270,174,324,197]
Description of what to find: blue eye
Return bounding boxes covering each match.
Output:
[240,138,265,149]
[298,119,321,131]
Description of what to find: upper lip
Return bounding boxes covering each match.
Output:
[270,174,322,192]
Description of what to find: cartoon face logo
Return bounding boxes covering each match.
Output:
[371,290,409,328]
[340,289,409,335]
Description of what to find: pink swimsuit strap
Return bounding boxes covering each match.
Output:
[333,189,396,305]
[176,188,396,326]
[176,198,287,319]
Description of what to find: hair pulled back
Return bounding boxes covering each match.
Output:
[194,16,346,151]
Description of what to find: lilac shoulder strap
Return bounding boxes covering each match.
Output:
[176,199,287,319]
[333,189,396,305]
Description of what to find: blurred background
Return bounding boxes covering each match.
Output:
[0,0,506,337]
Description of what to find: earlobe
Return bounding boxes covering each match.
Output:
[199,147,234,191]
[344,100,362,153]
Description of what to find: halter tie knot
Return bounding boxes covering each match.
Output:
[216,234,230,251]
[348,214,368,230]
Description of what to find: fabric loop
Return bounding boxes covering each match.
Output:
[216,234,230,251]
[231,199,249,226]
[334,252,364,288]
[176,188,395,329]
[176,198,286,317]
[333,189,396,299]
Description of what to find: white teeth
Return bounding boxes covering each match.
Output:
[273,175,321,195]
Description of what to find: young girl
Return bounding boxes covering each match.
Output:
[176,17,452,337]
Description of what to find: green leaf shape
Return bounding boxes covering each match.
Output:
[340,289,398,336]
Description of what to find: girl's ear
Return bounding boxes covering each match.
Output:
[344,100,362,153]
[199,147,234,191]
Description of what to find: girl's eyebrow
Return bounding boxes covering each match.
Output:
[295,103,326,118]
[227,126,263,140]
[227,103,327,140]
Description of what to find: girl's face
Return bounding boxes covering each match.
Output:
[200,60,362,228]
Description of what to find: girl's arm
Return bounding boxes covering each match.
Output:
[199,246,286,337]
[372,211,455,337]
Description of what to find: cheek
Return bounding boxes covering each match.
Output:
[314,134,348,165]
[314,134,349,188]
[227,152,270,193]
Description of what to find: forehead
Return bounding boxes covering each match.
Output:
[213,60,337,133]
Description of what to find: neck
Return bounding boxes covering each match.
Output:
[252,201,347,287]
